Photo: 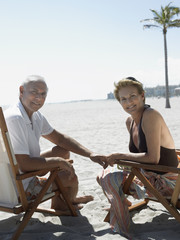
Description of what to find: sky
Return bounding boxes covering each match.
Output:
[0,0,180,105]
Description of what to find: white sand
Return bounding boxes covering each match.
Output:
[1,155,180,240]
[1,98,180,239]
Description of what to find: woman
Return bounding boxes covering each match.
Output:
[98,77,178,239]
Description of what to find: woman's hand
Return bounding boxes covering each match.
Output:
[107,153,122,166]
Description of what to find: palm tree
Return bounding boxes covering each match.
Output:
[141,2,180,108]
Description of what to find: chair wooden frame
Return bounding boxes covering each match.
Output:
[104,150,180,223]
[0,107,77,240]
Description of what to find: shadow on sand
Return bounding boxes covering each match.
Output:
[0,210,115,240]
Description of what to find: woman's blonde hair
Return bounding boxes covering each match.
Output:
[114,77,145,102]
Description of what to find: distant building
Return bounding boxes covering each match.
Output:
[144,85,180,97]
[107,84,180,99]
[107,92,115,99]
[175,87,180,96]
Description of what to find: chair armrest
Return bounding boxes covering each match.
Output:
[16,167,60,180]
[117,159,180,174]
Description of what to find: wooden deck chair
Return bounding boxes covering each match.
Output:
[104,150,180,223]
[0,107,77,240]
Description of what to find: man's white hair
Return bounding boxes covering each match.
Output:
[21,75,48,91]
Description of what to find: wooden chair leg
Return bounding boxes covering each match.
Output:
[12,171,59,239]
[104,198,149,223]
[132,168,180,223]
[123,172,135,194]
[104,172,146,223]
[104,211,110,222]
[171,174,180,207]
[12,209,34,240]
[129,199,149,212]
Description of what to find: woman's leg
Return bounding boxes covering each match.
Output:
[98,167,131,238]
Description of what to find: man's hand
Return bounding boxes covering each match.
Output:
[90,153,108,169]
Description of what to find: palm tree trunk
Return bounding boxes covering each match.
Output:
[163,30,171,108]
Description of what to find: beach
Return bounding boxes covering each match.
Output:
[1,97,180,240]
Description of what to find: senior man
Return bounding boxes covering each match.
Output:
[5,75,107,213]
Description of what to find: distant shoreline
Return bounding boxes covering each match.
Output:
[45,95,179,105]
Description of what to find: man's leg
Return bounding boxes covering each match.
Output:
[40,145,70,159]
[40,146,93,211]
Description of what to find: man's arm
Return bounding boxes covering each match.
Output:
[15,154,74,177]
[43,130,108,168]
[43,130,93,157]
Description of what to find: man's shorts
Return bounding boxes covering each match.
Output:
[25,176,52,201]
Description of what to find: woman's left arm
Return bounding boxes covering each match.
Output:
[141,109,162,164]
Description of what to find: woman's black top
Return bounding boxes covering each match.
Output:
[129,105,178,174]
